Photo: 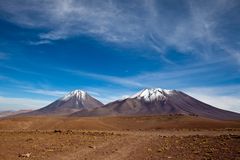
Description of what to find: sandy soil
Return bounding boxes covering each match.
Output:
[0,130,240,160]
[0,115,239,160]
[1,115,240,131]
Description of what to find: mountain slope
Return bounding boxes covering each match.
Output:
[72,88,240,120]
[23,90,103,116]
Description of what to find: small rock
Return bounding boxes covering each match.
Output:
[54,130,62,133]
[206,150,213,153]
[25,138,33,142]
[229,135,240,139]
[88,145,96,149]
[46,149,54,152]
[147,148,152,152]
[66,130,73,134]
[18,153,31,158]
[157,148,162,152]
[193,151,200,154]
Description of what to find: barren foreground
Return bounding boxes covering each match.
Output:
[0,116,239,160]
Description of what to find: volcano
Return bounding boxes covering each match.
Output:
[72,88,240,120]
[23,90,103,116]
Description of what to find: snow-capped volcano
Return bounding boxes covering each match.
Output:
[19,88,240,120]
[129,88,174,102]
[23,90,103,116]
[72,88,240,120]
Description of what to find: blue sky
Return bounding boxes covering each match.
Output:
[0,0,240,112]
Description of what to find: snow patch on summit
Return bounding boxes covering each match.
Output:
[130,88,174,102]
[61,90,87,101]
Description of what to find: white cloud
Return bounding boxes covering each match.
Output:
[0,0,143,43]
[24,88,68,97]
[1,0,239,65]
[0,96,51,111]
[28,40,52,45]
[183,86,240,113]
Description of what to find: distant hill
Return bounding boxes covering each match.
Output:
[0,110,32,118]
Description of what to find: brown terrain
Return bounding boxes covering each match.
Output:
[0,115,240,160]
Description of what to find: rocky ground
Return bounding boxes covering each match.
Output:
[0,129,240,160]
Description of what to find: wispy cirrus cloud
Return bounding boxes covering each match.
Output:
[0,0,240,64]
[183,85,240,113]
[0,52,9,60]
[59,56,237,89]
[0,75,25,85]
[61,68,143,87]
[0,96,51,111]
[23,88,68,97]
[0,65,44,76]
[28,40,52,45]
[82,86,134,104]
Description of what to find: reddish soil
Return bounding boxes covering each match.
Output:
[0,115,239,160]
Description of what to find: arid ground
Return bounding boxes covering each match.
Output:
[0,115,240,160]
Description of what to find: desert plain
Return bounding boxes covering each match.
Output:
[0,115,239,160]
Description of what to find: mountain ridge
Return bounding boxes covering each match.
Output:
[72,88,240,120]
[16,88,240,120]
